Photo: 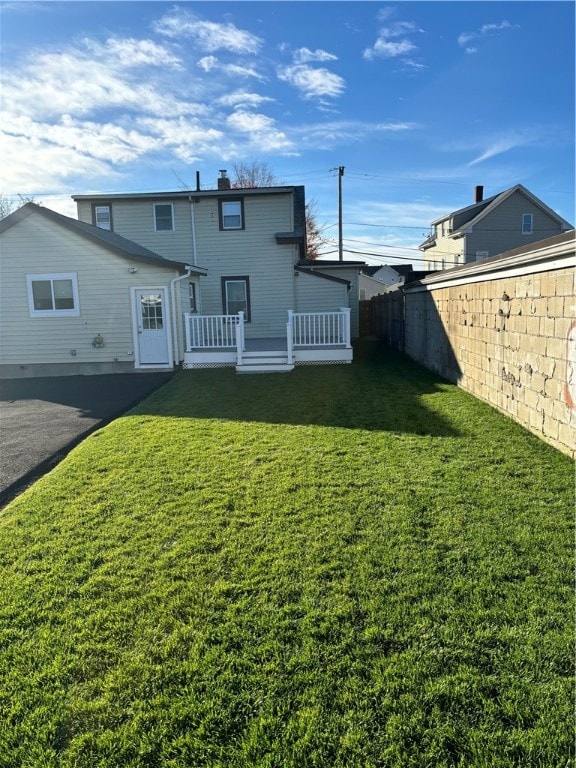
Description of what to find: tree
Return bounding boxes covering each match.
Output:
[230,160,323,259]
[231,160,278,189]
[304,197,326,260]
[0,194,36,220]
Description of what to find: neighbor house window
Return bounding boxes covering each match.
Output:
[154,203,174,232]
[475,251,489,261]
[26,273,80,317]
[219,199,244,230]
[221,276,250,321]
[93,204,112,230]
[522,214,533,234]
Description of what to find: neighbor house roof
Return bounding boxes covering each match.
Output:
[294,266,351,287]
[297,259,365,268]
[407,230,575,290]
[1,203,207,274]
[432,184,573,236]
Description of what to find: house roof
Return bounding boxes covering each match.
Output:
[432,184,573,235]
[1,203,207,274]
[294,266,351,287]
[297,258,366,268]
[419,184,573,251]
[72,185,301,202]
[407,230,575,290]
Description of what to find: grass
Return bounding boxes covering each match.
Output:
[0,342,573,768]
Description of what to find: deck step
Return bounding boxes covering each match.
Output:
[236,360,294,374]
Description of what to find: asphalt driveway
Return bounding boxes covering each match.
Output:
[0,372,173,507]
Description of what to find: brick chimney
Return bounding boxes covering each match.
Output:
[218,169,231,190]
[475,185,484,203]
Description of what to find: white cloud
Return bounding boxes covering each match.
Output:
[153,9,262,54]
[196,56,265,81]
[367,40,416,59]
[290,119,416,150]
[458,20,519,53]
[0,132,120,194]
[226,110,294,152]
[3,112,158,163]
[293,47,338,64]
[278,64,345,100]
[217,91,274,108]
[364,15,423,61]
[198,56,218,72]
[3,47,200,120]
[84,37,183,69]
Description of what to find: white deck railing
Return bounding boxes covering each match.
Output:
[185,312,245,351]
[185,308,350,363]
[288,308,351,348]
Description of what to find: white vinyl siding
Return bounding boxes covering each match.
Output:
[193,194,296,338]
[0,215,181,367]
[77,199,193,263]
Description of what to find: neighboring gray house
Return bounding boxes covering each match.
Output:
[419,184,573,270]
[67,173,364,373]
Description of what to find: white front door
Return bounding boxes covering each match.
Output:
[132,288,172,368]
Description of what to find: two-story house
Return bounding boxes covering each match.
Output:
[0,174,364,377]
[420,184,573,269]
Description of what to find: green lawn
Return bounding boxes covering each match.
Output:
[0,342,573,768]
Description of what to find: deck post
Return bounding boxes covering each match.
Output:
[340,307,352,348]
[287,310,294,365]
[184,313,192,352]
[236,311,245,364]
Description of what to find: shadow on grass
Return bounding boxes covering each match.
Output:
[140,340,462,437]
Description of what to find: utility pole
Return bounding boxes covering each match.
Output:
[338,166,344,261]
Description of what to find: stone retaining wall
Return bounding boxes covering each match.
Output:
[402,267,574,455]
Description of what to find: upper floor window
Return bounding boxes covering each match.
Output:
[522,213,533,234]
[26,273,80,317]
[219,199,244,230]
[93,204,112,230]
[154,203,174,232]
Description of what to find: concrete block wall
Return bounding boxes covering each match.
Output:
[402,267,575,456]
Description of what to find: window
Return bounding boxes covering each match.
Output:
[154,203,174,232]
[219,198,244,230]
[93,204,112,230]
[140,293,163,329]
[189,282,198,313]
[522,213,533,234]
[475,251,489,261]
[221,277,250,321]
[26,273,80,317]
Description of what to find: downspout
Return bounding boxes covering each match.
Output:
[170,267,193,366]
[189,197,198,266]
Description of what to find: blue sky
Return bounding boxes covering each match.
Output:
[1,1,574,265]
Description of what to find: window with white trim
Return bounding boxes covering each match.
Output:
[26,273,80,317]
[219,199,244,230]
[154,203,174,232]
[221,276,250,321]
[93,204,112,230]
[475,251,489,261]
[522,213,533,234]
